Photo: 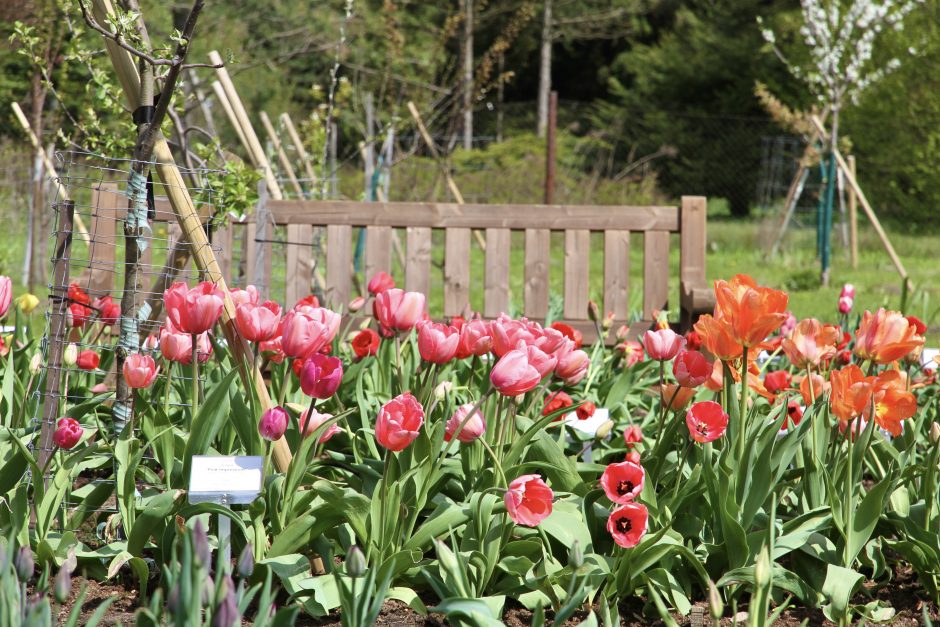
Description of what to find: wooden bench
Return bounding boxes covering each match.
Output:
[81,185,714,342]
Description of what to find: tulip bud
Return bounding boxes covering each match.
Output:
[54,566,72,604]
[587,300,600,322]
[931,422,940,444]
[192,520,210,567]
[615,325,630,341]
[14,547,34,581]
[237,543,254,579]
[754,547,771,587]
[434,539,460,574]
[348,296,366,313]
[596,419,614,439]
[707,579,724,620]
[346,545,366,578]
[167,583,181,614]
[29,352,42,375]
[602,311,615,331]
[63,343,78,367]
[568,540,584,569]
[434,381,453,401]
[201,575,215,606]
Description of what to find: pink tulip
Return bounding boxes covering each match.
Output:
[160,322,211,364]
[229,285,259,307]
[0,276,11,319]
[123,353,158,388]
[53,417,82,449]
[373,289,426,332]
[840,283,856,300]
[281,306,341,359]
[455,319,493,358]
[417,321,459,364]
[164,281,225,335]
[258,406,289,441]
[642,329,684,361]
[235,300,282,343]
[445,403,486,443]
[299,408,343,443]
[375,392,425,451]
[299,353,343,399]
[490,314,539,357]
[672,350,711,388]
[526,344,557,378]
[554,348,589,385]
[490,348,543,396]
[533,327,570,356]
[367,271,395,295]
[838,296,853,314]
[504,474,553,527]
[348,296,366,313]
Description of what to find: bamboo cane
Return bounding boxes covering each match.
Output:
[12,102,91,245]
[211,81,250,155]
[279,113,318,187]
[90,0,292,471]
[260,111,304,197]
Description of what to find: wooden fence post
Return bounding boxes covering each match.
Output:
[848,155,858,269]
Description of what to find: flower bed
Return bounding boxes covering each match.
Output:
[1,272,937,626]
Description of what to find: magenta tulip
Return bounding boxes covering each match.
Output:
[299,353,343,399]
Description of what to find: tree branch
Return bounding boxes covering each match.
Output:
[77,0,176,66]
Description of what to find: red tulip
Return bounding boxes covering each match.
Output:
[607,502,648,548]
[375,392,425,451]
[763,370,792,394]
[123,353,158,388]
[294,294,320,309]
[445,403,486,443]
[684,330,702,351]
[259,335,285,363]
[67,302,92,328]
[0,276,11,319]
[555,348,589,385]
[623,425,643,447]
[258,406,289,441]
[625,450,641,464]
[367,271,395,295]
[672,350,710,388]
[373,289,425,332]
[93,296,120,326]
[642,329,684,361]
[600,460,645,504]
[783,400,803,430]
[53,417,82,449]
[491,348,542,396]
[281,306,341,359]
[686,401,729,443]
[543,391,573,417]
[164,281,225,335]
[504,474,553,527]
[299,353,343,399]
[617,340,644,367]
[300,408,342,443]
[455,319,493,358]
[417,321,459,364]
[550,322,583,349]
[235,300,282,343]
[76,350,100,371]
[576,401,596,420]
[68,283,90,305]
[352,328,380,359]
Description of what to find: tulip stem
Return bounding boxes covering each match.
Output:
[191,334,200,420]
[738,346,748,462]
[806,366,819,467]
[655,361,667,447]
[163,361,173,420]
[843,417,854,568]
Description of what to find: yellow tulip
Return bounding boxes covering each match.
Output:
[16,293,39,314]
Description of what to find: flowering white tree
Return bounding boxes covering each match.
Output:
[760,0,922,150]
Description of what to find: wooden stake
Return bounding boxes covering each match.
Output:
[406,100,486,251]
[211,81,250,156]
[11,102,91,244]
[280,113,318,188]
[847,155,858,269]
[809,115,907,280]
[260,111,304,198]
[544,90,557,205]
[91,0,291,471]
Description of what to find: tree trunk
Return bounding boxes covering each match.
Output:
[462,0,474,150]
[537,0,552,138]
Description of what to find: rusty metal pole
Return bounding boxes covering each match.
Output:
[38,199,74,473]
[544,90,557,205]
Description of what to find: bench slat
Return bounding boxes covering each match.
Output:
[364,226,392,281]
[326,225,352,309]
[564,230,591,319]
[604,229,630,321]
[268,200,679,231]
[444,228,471,317]
[405,227,432,297]
[484,228,511,317]
[643,230,670,319]
[680,196,707,286]
[524,229,550,319]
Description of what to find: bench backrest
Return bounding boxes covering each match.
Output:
[81,185,708,341]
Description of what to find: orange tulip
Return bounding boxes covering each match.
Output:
[781,318,840,369]
[713,274,789,348]
[854,308,925,365]
[829,365,873,422]
[656,384,696,411]
[798,372,830,406]
[871,370,916,436]
[693,314,741,361]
